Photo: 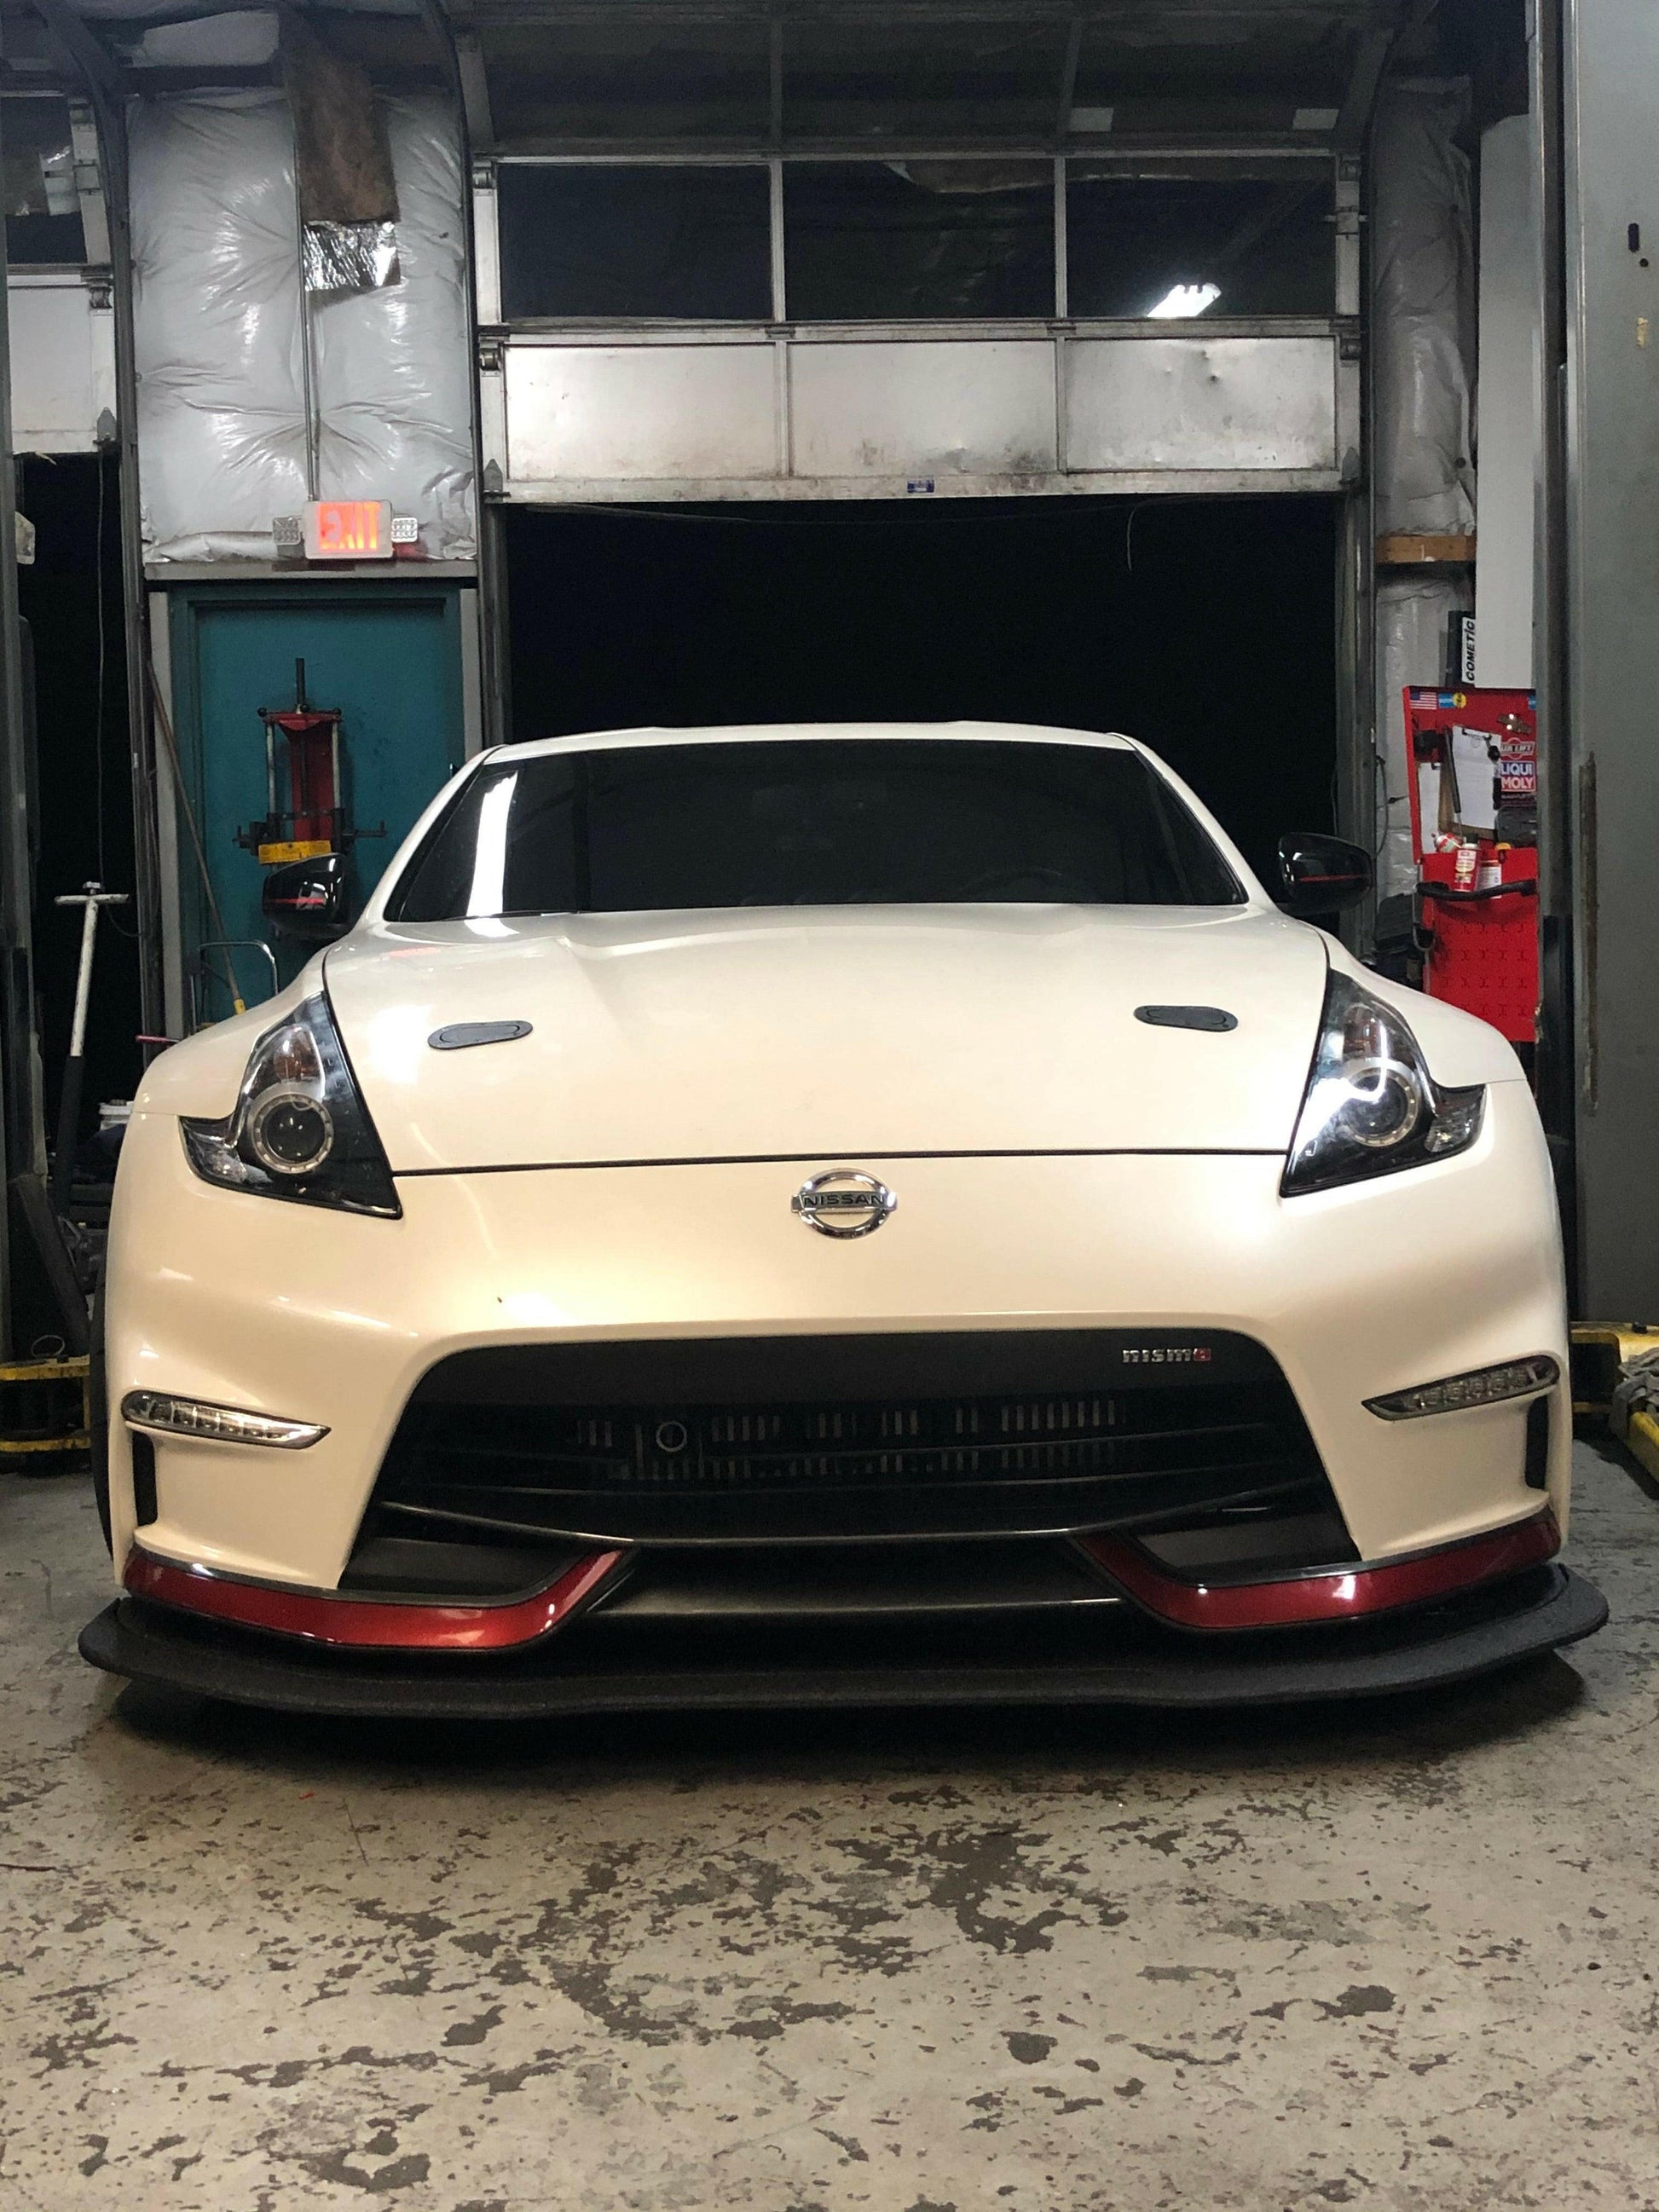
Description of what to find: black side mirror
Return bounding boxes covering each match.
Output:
[262,852,350,944]
[1275,832,1373,918]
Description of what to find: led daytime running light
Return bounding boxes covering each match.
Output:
[1364,1354,1560,1422]
[121,1391,329,1449]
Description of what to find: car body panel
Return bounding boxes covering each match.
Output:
[321,904,1333,1170]
[104,1077,1568,1593]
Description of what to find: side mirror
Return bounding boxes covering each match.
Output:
[262,852,350,944]
[1275,832,1373,918]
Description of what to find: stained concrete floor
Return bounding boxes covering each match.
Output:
[3,1444,1657,2212]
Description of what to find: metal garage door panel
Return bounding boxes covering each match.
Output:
[9,276,113,454]
[506,345,777,482]
[791,340,1056,480]
[1066,336,1337,472]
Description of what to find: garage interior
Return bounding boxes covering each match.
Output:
[5,0,1659,2204]
[505,496,1338,882]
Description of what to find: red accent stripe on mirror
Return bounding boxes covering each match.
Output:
[123,1547,625,1652]
[1078,1510,1560,1632]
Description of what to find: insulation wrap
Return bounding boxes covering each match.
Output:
[131,90,474,563]
[1371,79,1477,539]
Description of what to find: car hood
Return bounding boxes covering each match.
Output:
[323,905,1328,1172]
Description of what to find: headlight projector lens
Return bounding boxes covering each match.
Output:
[1342,1054,1425,1149]
[246,1087,335,1176]
[180,993,402,1217]
[1281,972,1484,1196]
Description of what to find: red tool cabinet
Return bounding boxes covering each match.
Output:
[1402,686,1539,1045]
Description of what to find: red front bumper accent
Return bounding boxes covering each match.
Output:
[123,1546,625,1651]
[1079,1509,1561,1632]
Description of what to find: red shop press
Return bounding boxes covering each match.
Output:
[1402,685,1539,1046]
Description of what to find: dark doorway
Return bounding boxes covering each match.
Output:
[17,450,142,1146]
[504,494,1337,886]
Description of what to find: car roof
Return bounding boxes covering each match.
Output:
[488,720,1141,764]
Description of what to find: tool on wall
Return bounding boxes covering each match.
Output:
[238,658,383,868]
[1403,686,1539,1048]
[50,881,127,1213]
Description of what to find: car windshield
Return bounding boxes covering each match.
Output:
[387,737,1245,920]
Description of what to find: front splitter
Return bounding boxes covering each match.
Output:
[79,1564,1607,1719]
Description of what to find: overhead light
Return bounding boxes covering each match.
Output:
[1147,283,1221,320]
[1292,107,1340,131]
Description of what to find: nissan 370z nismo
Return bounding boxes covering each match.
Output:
[82,723,1606,1714]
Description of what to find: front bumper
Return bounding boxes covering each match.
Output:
[103,1083,1572,1591]
[80,1561,1607,1717]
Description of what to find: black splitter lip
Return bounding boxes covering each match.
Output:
[79,1563,1607,1720]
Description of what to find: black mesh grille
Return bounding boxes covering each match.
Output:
[362,1331,1336,1548]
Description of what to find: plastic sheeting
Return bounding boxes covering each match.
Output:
[131,91,474,563]
[1371,79,1477,538]
[136,14,279,67]
[1375,574,1471,899]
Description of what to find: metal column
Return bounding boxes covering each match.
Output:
[1549,0,1659,1319]
[0,84,47,1352]
[33,0,165,1037]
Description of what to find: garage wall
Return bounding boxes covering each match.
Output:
[129,91,475,563]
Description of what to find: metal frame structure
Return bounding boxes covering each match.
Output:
[28,0,164,1042]
[466,20,1384,864]
[1539,0,1659,1320]
[476,145,1356,505]
[2,91,116,458]
[0,85,45,1355]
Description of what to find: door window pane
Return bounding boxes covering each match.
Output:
[1066,174,1332,318]
[499,165,772,321]
[785,161,1054,321]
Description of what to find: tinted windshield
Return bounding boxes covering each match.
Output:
[388,738,1244,921]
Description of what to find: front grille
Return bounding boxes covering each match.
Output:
[361,1330,1334,1547]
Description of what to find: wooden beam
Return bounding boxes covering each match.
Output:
[1376,531,1477,566]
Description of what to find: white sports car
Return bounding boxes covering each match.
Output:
[82,722,1604,1714]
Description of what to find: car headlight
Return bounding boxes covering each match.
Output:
[1282,971,1484,1197]
[181,992,400,1217]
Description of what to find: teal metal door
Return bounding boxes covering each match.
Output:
[172,586,468,1019]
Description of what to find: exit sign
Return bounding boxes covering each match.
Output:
[303,500,393,560]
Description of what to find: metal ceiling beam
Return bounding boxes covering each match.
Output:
[1054,11,1084,142]
[1333,16,1398,152]
[465,3,1380,27]
[26,0,123,114]
[455,30,496,146]
[489,136,1337,162]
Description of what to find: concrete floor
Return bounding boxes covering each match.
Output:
[3,1444,1657,2212]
